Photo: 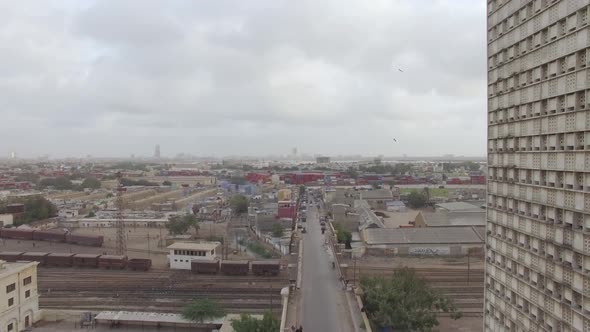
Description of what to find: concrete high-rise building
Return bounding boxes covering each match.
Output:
[154,144,161,159]
[486,1,590,331]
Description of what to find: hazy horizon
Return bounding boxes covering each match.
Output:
[1,0,487,158]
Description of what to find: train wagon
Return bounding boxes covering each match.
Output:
[98,255,128,269]
[1,228,34,240]
[32,229,67,243]
[191,260,220,274]
[46,253,75,267]
[220,260,250,275]
[127,258,152,271]
[66,234,104,247]
[251,260,281,276]
[21,252,50,266]
[0,252,24,262]
[73,254,101,268]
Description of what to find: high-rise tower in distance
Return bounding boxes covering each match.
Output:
[154,144,161,159]
[486,1,590,331]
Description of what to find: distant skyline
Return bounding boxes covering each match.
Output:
[0,0,486,158]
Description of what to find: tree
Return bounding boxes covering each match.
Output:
[81,177,101,190]
[407,191,427,208]
[162,180,172,186]
[39,176,74,190]
[360,268,461,331]
[334,223,352,249]
[345,167,358,179]
[14,173,40,185]
[229,195,249,214]
[2,197,58,225]
[87,211,96,218]
[181,299,224,324]
[271,224,284,238]
[231,311,280,332]
[166,215,191,235]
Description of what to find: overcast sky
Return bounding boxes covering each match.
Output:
[0,0,487,158]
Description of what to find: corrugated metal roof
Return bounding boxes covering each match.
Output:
[363,226,484,245]
[422,211,486,226]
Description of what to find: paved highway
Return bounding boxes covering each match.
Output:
[300,204,354,332]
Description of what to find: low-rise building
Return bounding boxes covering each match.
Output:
[0,260,40,332]
[0,214,13,227]
[359,189,394,210]
[167,242,221,270]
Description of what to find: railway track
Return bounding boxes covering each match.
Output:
[37,268,289,314]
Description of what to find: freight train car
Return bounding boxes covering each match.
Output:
[98,255,128,269]
[47,253,75,267]
[21,252,50,266]
[32,230,67,242]
[220,260,249,275]
[66,234,104,247]
[73,254,101,268]
[0,252,24,262]
[1,228,34,240]
[251,260,281,276]
[191,260,220,274]
[127,258,152,271]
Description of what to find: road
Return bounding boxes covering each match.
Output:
[300,204,354,332]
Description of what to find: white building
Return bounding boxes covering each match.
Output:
[0,260,39,332]
[167,242,221,270]
[0,214,13,227]
[486,1,590,331]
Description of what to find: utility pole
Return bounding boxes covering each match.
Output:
[147,234,151,258]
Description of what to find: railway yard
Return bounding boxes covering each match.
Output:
[37,268,288,315]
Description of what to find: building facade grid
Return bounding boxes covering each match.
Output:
[487,0,590,331]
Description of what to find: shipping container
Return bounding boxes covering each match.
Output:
[1,228,34,240]
[98,255,128,269]
[33,229,67,242]
[251,260,280,276]
[73,254,101,268]
[220,260,249,275]
[46,253,75,267]
[66,234,104,247]
[191,260,220,274]
[127,258,152,271]
[0,252,24,262]
[21,252,50,266]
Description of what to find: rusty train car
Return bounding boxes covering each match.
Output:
[191,259,281,276]
[0,228,103,247]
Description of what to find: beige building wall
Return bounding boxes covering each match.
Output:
[0,261,39,332]
[486,1,590,331]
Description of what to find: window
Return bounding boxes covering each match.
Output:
[7,323,13,331]
[174,259,178,262]
[6,283,15,293]
[25,290,30,298]
[23,276,31,285]
[8,297,14,306]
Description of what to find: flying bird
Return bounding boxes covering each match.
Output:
[393,138,397,142]
[398,68,403,72]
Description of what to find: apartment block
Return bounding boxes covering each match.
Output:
[0,260,39,332]
[486,1,590,331]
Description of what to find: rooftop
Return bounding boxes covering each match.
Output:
[363,226,485,245]
[0,260,37,280]
[435,201,484,212]
[380,210,423,228]
[421,211,486,227]
[360,189,393,200]
[167,241,221,251]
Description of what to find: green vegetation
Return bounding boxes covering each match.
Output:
[0,197,58,225]
[231,311,280,332]
[406,191,427,208]
[443,161,480,172]
[334,223,352,249]
[181,299,225,324]
[120,178,158,186]
[166,214,200,235]
[206,236,224,244]
[360,268,461,331]
[359,163,412,176]
[39,176,74,190]
[271,224,284,238]
[80,177,101,190]
[239,240,273,258]
[87,211,96,218]
[13,173,40,185]
[229,195,249,214]
[108,162,149,171]
[345,167,358,179]
[162,180,172,186]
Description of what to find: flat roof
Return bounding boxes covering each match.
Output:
[363,226,484,245]
[0,261,37,279]
[360,189,394,200]
[422,211,486,227]
[167,241,221,251]
[435,201,483,212]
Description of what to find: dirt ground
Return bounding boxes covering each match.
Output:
[436,316,483,332]
[0,221,255,268]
